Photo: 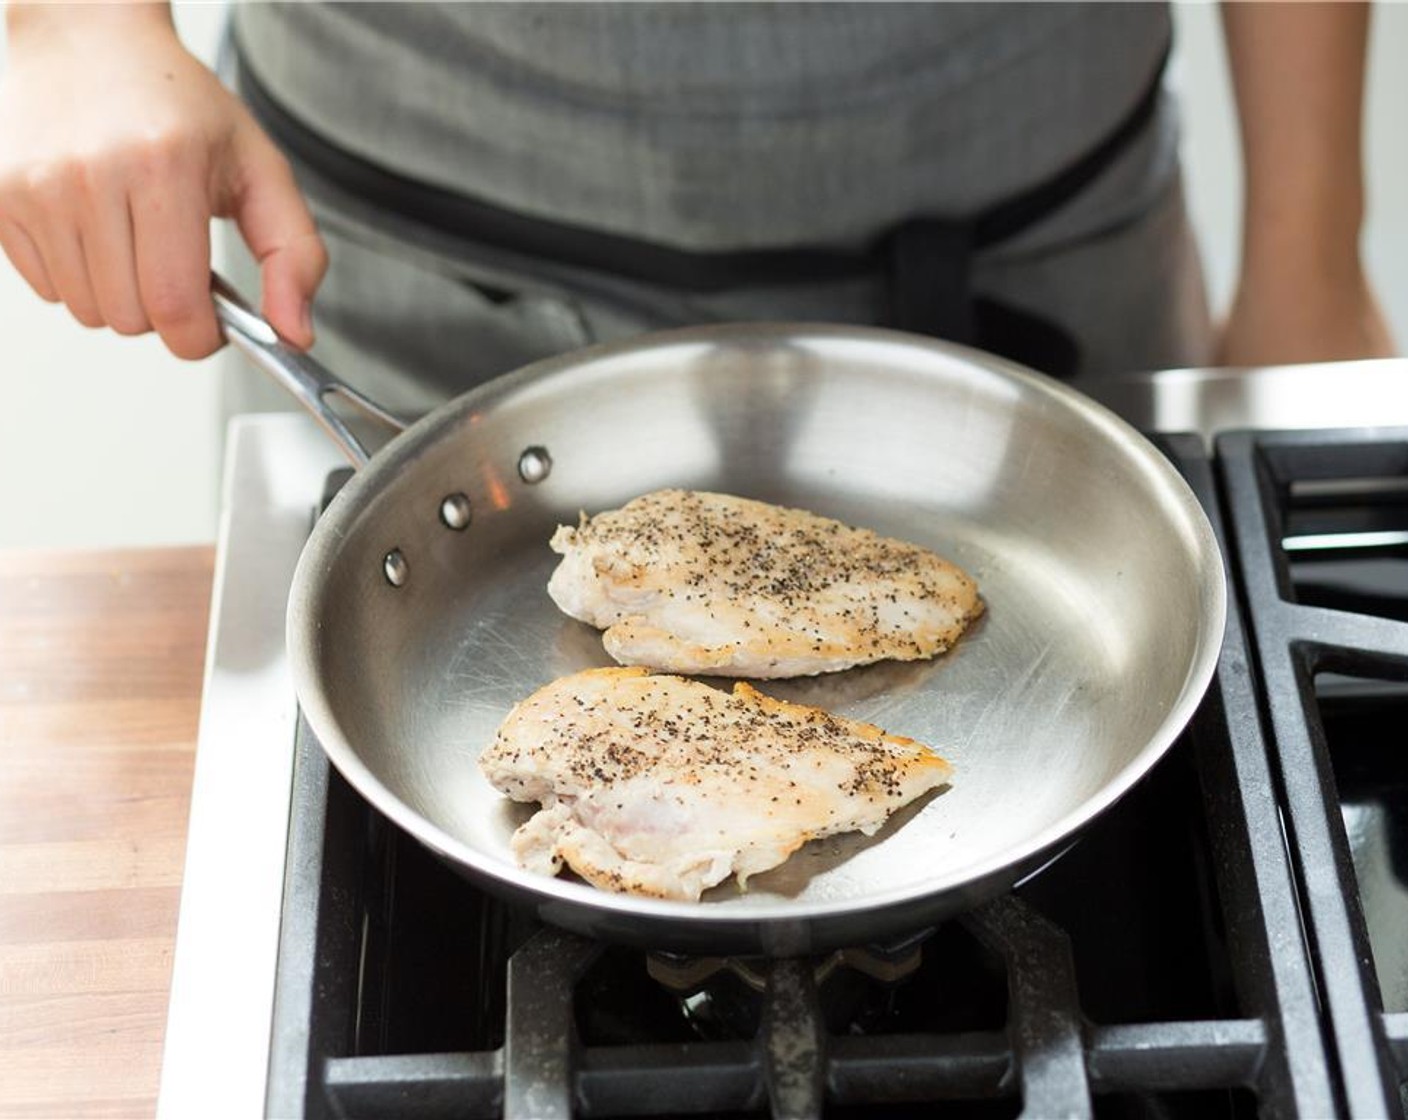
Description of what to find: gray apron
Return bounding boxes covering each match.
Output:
[221,2,1211,422]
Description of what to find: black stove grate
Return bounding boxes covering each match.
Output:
[265,437,1347,1118]
[1218,428,1408,1119]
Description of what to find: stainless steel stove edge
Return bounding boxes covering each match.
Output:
[157,415,343,1120]
[1086,356,1408,438]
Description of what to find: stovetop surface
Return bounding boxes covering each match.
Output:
[263,430,1408,1119]
[272,713,1254,1119]
[156,400,1408,1120]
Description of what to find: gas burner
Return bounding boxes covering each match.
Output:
[648,927,932,994]
[646,929,932,1042]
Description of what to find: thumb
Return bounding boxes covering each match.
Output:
[228,125,327,349]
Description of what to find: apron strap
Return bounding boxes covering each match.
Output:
[886,219,975,343]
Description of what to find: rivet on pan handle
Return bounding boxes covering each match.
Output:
[210,273,406,466]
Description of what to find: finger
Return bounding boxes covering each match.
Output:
[78,182,150,337]
[9,165,105,327]
[34,222,104,328]
[228,127,327,349]
[131,172,221,360]
[0,217,58,303]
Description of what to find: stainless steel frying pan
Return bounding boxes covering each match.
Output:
[212,276,1226,956]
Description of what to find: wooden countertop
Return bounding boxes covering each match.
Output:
[0,547,214,1120]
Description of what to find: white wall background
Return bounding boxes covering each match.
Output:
[1,1,1406,551]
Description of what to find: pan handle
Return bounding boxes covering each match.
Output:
[211,273,406,466]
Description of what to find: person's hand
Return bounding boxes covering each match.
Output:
[1216,258,1395,368]
[0,5,327,358]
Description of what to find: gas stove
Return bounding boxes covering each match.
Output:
[158,362,1408,1119]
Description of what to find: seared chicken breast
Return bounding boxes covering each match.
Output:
[479,667,952,901]
[548,490,982,678]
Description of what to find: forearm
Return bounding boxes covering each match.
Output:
[1221,1,1371,279]
[1215,1,1393,364]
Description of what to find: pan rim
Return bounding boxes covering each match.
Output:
[287,322,1228,929]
